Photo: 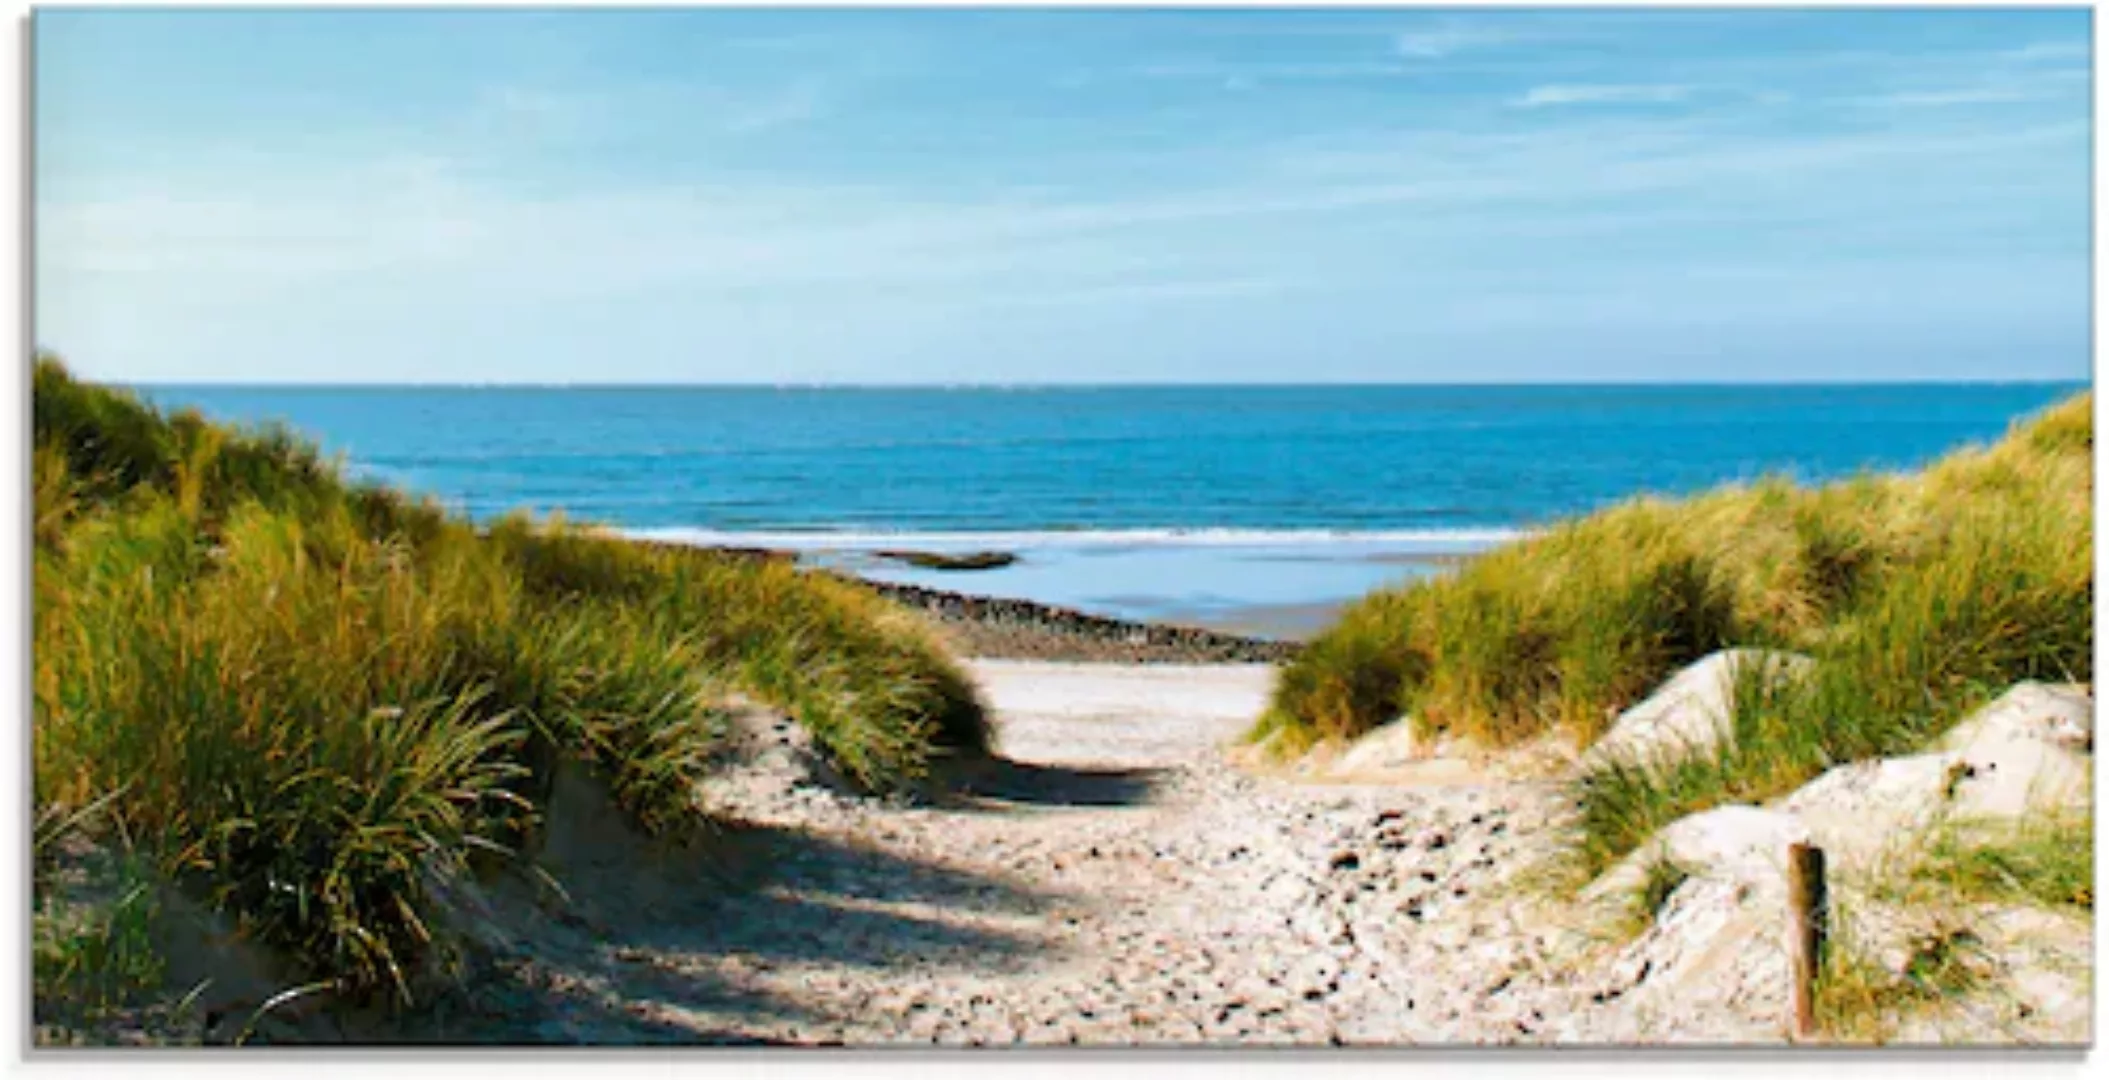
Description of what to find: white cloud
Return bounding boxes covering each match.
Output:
[1133,60,1415,83]
[1854,65,2086,110]
[34,22,2091,382]
[973,276,1294,311]
[1394,23,1514,60]
[1514,83,1693,108]
[2000,40,2091,64]
[1875,87,2039,108]
[39,112,2083,313]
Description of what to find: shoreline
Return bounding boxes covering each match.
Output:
[632,538,1303,664]
[859,577,1303,664]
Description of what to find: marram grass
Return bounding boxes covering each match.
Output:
[1916,814,2094,913]
[32,355,986,1008]
[1256,391,2091,879]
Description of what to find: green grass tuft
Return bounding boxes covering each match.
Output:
[1612,852,1693,941]
[1917,814,2094,912]
[32,354,988,1011]
[1813,923,1987,1043]
[1259,390,2091,880]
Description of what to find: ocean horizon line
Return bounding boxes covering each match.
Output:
[124,377,2091,392]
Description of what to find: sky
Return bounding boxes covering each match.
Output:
[33,7,2096,385]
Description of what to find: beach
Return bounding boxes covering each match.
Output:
[30,4,2096,1051]
[354,658,1590,1046]
[32,364,2094,1049]
[354,650,2091,1046]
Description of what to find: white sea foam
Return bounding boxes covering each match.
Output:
[620,526,1529,551]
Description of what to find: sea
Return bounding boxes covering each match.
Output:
[137,383,2086,639]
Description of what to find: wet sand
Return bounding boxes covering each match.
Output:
[1140,600,1351,643]
[639,534,1479,639]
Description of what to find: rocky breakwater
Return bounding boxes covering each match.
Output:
[632,539,1297,663]
[856,580,1302,664]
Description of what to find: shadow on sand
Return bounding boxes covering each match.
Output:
[944,757,1167,808]
[383,809,1065,1045]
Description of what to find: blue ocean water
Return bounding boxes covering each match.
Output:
[138,383,2086,634]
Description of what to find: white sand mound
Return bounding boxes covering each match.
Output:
[1566,806,1810,1042]
[1570,681,2094,1044]
[1332,720,1427,773]
[1929,681,2092,818]
[1585,649,1812,772]
[1778,681,2092,869]
[1586,805,1810,902]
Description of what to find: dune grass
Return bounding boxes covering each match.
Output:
[1915,814,2094,913]
[1612,851,1694,942]
[32,797,173,1033]
[32,355,986,1010]
[1813,813,2092,1042]
[1254,391,2092,878]
[1811,905,1989,1043]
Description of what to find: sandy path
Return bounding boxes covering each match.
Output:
[431,661,1581,1045]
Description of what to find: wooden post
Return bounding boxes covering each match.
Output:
[1786,842,1828,1039]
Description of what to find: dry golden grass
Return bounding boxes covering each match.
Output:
[32,355,986,1009]
[1254,391,2091,880]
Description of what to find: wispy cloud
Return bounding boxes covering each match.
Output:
[457,75,830,148]
[1132,60,1410,83]
[1851,64,2087,110]
[43,110,2083,297]
[1875,87,2040,108]
[976,276,1294,311]
[1394,22,1516,60]
[1999,39,2091,64]
[1514,83,1694,109]
[33,8,2092,382]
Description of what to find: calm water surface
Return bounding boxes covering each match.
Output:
[140,383,2084,635]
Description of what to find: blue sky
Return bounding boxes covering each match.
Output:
[34,8,2095,384]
